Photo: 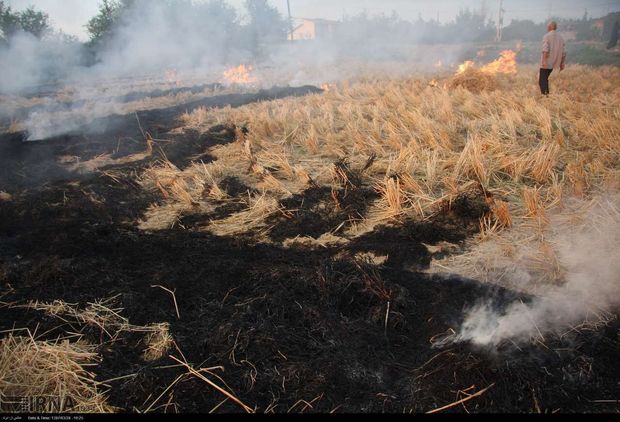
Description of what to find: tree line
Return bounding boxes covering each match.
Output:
[1,0,618,53]
[84,0,286,48]
[0,0,50,43]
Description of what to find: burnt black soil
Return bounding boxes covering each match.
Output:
[348,192,489,270]
[0,89,618,413]
[1,83,224,125]
[0,86,321,190]
[267,185,379,242]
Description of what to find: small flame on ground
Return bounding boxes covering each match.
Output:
[456,60,475,75]
[223,65,257,85]
[477,49,486,59]
[481,50,518,75]
[455,50,518,76]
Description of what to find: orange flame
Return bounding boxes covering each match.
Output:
[223,65,257,85]
[456,60,475,75]
[455,50,518,76]
[321,83,337,92]
[480,50,518,75]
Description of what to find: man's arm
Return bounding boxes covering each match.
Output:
[542,37,550,68]
[560,51,566,71]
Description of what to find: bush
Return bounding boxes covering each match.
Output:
[0,2,49,41]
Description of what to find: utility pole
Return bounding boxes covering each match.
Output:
[495,0,504,43]
[287,0,294,41]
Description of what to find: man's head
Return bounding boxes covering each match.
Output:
[548,21,558,32]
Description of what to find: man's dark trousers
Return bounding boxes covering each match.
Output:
[539,68,553,95]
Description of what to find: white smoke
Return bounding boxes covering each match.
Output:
[0,31,83,94]
[0,1,467,95]
[1,1,555,141]
[2,1,466,140]
[22,103,124,141]
[451,197,620,347]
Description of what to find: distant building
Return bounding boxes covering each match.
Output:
[288,18,339,41]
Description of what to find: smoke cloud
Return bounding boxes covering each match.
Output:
[449,196,620,348]
[2,2,616,140]
[1,0,480,140]
[0,1,493,96]
[0,31,83,94]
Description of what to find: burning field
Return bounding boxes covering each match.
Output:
[0,56,619,414]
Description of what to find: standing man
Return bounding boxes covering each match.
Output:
[539,21,566,96]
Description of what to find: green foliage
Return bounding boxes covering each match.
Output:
[567,44,620,66]
[501,13,620,43]
[0,2,50,41]
[85,0,153,45]
[17,7,49,39]
[244,0,287,42]
[446,8,495,42]
[0,1,21,40]
[85,0,121,45]
[602,13,620,42]
[196,0,240,48]
[453,8,489,32]
[337,7,494,45]
[502,19,545,42]
[86,0,243,49]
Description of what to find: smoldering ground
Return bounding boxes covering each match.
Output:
[438,196,620,349]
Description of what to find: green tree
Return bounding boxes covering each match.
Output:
[245,0,287,43]
[1,2,49,40]
[502,19,546,41]
[445,8,494,42]
[18,7,49,39]
[196,0,240,51]
[0,1,22,40]
[85,0,121,45]
[201,0,238,28]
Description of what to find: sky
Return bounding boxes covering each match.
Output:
[7,0,620,40]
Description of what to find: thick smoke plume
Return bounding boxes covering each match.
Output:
[2,0,474,140]
[451,197,620,347]
[0,1,488,95]
[0,31,82,94]
[3,0,489,141]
